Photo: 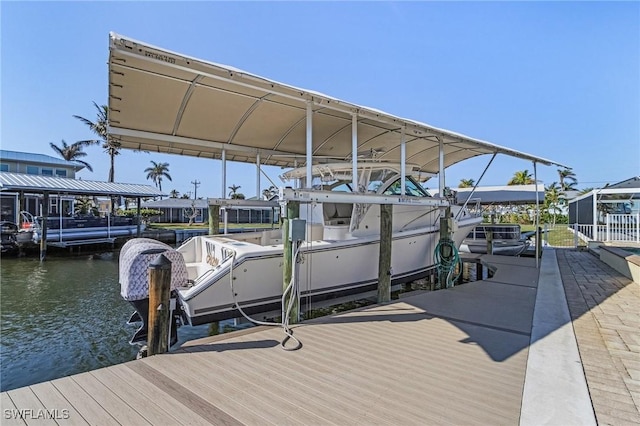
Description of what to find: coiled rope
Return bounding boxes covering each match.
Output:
[229,248,303,351]
[433,237,462,289]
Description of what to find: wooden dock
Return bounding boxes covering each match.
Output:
[3,249,634,425]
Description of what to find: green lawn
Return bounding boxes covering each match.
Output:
[521,223,581,247]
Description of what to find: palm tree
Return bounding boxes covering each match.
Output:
[73,102,121,182]
[508,170,535,185]
[558,168,578,191]
[144,161,172,192]
[544,182,564,226]
[49,139,93,172]
[169,189,180,198]
[74,196,98,216]
[458,179,475,188]
[228,184,243,199]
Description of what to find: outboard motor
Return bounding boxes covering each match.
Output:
[119,238,188,347]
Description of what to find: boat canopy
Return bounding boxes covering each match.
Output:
[107,33,566,174]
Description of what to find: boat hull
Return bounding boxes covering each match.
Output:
[177,219,477,326]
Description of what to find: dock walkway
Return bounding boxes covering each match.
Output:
[1,248,638,425]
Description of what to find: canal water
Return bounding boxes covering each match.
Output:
[0,252,210,392]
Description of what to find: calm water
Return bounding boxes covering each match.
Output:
[0,252,209,392]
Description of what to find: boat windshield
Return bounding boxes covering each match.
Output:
[380,177,431,197]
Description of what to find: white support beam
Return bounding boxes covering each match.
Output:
[534,161,539,268]
[221,149,226,198]
[593,189,598,240]
[279,188,450,208]
[256,152,261,198]
[306,101,313,188]
[352,113,358,192]
[400,127,406,196]
[438,136,445,197]
[208,198,279,208]
[108,126,291,158]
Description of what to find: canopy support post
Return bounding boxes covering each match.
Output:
[400,127,406,196]
[221,148,227,199]
[534,161,540,268]
[352,113,358,192]
[256,152,261,199]
[306,101,313,189]
[438,136,445,197]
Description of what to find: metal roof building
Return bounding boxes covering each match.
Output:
[0,149,87,172]
[0,172,164,197]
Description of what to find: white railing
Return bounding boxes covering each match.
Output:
[572,214,640,244]
[606,213,640,243]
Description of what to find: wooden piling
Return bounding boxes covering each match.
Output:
[208,205,220,235]
[486,230,493,255]
[377,204,392,303]
[147,254,172,356]
[437,207,452,289]
[283,201,300,323]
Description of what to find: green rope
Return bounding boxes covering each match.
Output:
[434,237,462,289]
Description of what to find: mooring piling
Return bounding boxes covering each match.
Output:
[147,254,172,356]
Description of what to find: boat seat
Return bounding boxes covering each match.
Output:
[323,202,353,225]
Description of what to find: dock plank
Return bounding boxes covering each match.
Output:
[28,381,88,426]
[107,363,213,426]
[182,338,413,425]
[138,350,316,425]
[289,322,523,424]
[6,387,56,426]
[89,365,189,425]
[70,372,151,425]
[181,338,404,425]
[133,355,287,425]
[49,376,119,425]
[0,391,26,426]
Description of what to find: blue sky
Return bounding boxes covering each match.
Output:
[2,1,638,199]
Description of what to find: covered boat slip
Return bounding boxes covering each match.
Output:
[0,172,164,255]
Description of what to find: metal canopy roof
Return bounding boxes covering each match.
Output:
[0,172,165,197]
[456,184,545,205]
[108,33,567,175]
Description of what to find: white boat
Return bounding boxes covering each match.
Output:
[459,223,530,256]
[18,211,143,245]
[121,162,482,331]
